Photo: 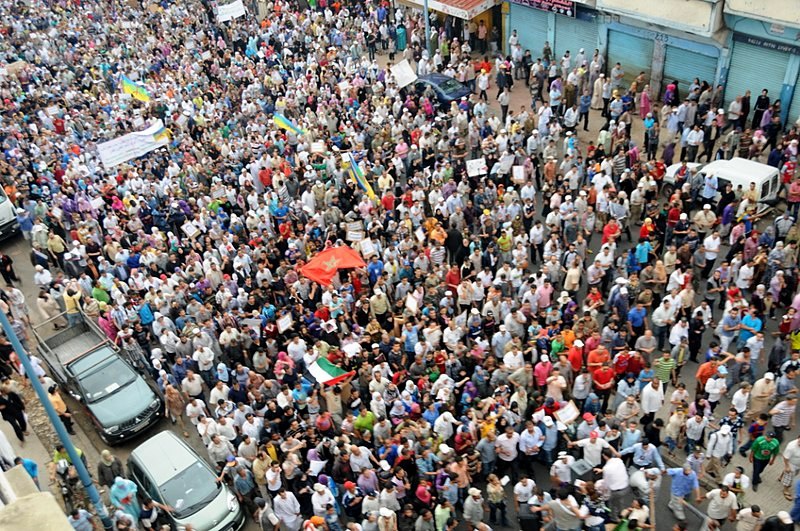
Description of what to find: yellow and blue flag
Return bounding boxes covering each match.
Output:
[347,152,376,200]
[152,126,171,143]
[273,112,306,136]
[120,75,151,103]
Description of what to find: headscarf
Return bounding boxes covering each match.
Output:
[216,362,230,383]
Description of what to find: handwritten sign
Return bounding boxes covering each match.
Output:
[512,165,526,184]
[509,0,574,17]
[466,157,488,177]
[277,313,293,333]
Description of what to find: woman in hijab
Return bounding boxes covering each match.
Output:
[389,400,406,425]
[97,450,124,489]
[110,476,141,520]
[216,362,230,385]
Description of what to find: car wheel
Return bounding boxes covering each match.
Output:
[661,183,674,199]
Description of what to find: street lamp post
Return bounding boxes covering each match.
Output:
[0,311,114,531]
[423,0,431,55]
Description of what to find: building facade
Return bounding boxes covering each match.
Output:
[507,0,800,125]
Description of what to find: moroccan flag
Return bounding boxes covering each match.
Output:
[300,246,366,286]
[347,152,376,200]
[308,357,355,386]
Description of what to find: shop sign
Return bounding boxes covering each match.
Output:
[509,0,575,17]
[733,32,800,55]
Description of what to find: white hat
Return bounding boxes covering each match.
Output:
[439,443,452,454]
[703,204,711,210]
[499,325,507,332]
[765,372,775,380]
[379,460,391,471]
[558,450,568,458]
[719,425,731,435]
[540,354,549,363]
[574,340,584,348]
[314,483,326,492]
[471,308,479,315]
[543,416,554,427]
[380,508,394,518]
[468,487,481,496]
[777,512,792,524]
[615,277,629,285]
[445,291,453,296]
[680,213,688,220]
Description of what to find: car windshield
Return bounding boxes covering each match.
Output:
[76,359,137,403]
[437,78,463,96]
[161,462,220,518]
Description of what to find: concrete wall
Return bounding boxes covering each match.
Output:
[725,0,800,29]
[597,0,720,36]
[0,466,73,531]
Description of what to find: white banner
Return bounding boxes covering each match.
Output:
[96,120,169,168]
[217,0,246,22]
[390,59,418,89]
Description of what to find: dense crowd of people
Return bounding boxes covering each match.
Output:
[0,0,800,530]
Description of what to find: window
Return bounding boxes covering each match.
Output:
[761,179,771,200]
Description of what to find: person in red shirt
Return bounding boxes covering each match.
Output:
[601,218,621,245]
[445,266,461,291]
[639,217,656,240]
[381,191,396,211]
[587,345,610,370]
[613,350,632,376]
[592,363,616,411]
[567,339,585,372]
[666,202,682,229]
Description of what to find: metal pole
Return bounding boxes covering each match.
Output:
[0,311,114,531]
[423,0,431,55]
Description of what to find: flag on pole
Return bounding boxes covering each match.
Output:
[120,75,151,103]
[347,152,376,200]
[308,357,355,386]
[300,245,366,286]
[272,113,306,136]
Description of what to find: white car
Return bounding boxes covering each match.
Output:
[663,157,781,214]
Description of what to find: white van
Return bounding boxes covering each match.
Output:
[0,187,18,240]
[663,157,781,214]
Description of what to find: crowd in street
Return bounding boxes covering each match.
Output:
[1,0,800,530]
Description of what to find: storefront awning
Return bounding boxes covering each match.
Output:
[400,0,496,20]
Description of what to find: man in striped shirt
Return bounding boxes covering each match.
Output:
[653,350,677,389]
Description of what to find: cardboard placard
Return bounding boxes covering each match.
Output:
[359,238,376,258]
[553,400,580,425]
[346,230,364,242]
[311,141,325,153]
[212,187,227,199]
[90,197,105,210]
[182,222,201,239]
[276,313,293,333]
[415,227,426,242]
[466,157,488,177]
[512,165,526,184]
[202,51,212,61]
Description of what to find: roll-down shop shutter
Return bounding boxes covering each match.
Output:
[509,4,549,59]
[607,30,654,89]
[724,41,789,111]
[554,15,599,63]
[662,45,718,95]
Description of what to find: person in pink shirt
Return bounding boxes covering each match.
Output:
[534,354,553,390]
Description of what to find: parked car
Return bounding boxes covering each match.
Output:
[128,431,245,531]
[663,157,782,213]
[32,316,163,444]
[413,74,471,109]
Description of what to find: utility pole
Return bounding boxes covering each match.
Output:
[0,311,114,531]
[423,0,431,55]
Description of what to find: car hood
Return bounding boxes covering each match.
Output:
[174,486,240,531]
[87,378,157,425]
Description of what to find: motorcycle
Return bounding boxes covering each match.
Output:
[54,458,81,513]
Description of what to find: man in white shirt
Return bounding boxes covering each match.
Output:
[550,451,575,486]
[782,434,800,498]
[599,449,630,523]
[513,476,536,511]
[495,425,521,480]
[640,378,665,427]
[703,231,722,277]
[568,430,618,466]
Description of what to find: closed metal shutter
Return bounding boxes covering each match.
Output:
[607,31,654,89]
[509,4,549,59]
[663,45,718,97]
[554,15,599,64]
[789,75,800,128]
[724,41,789,112]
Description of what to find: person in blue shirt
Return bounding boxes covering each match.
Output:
[738,307,762,349]
[366,256,384,285]
[619,439,665,471]
[627,302,648,337]
[14,456,39,489]
[634,238,652,266]
[666,465,702,521]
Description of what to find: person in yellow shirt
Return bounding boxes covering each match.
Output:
[63,288,83,327]
[48,385,76,435]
